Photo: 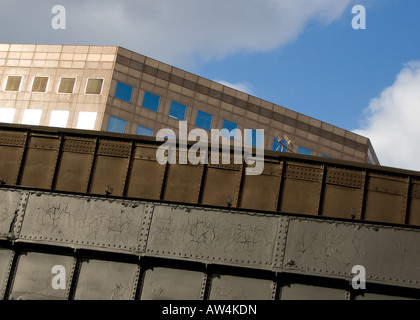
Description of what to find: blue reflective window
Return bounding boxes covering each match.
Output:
[107,116,126,134]
[246,129,263,148]
[297,146,313,155]
[221,119,238,139]
[169,101,186,121]
[195,110,212,131]
[322,154,332,159]
[136,125,154,137]
[272,138,288,152]
[142,91,160,112]
[114,82,133,103]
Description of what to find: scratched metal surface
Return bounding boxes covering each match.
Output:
[0,189,21,238]
[0,248,14,300]
[282,218,420,288]
[279,283,347,300]
[209,275,275,300]
[140,267,206,300]
[145,204,284,269]
[19,192,151,253]
[74,259,140,300]
[9,252,76,300]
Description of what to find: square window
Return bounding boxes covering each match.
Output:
[31,77,49,92]
[49,110,69,128]
[136,125,154,137]
[221,119,238,139]
[169,101,187,121]
[246,129,264,148]
[22,109,42,126]
[5,76,22,91]
[272,138,288,152]
[114,81,133,102]
[0,108,16,123]
[195,110,212,131]
[297,146,313,155]
[85,78,104,94]
[76,112,97,130]
[58,77,76,93]
[107,115,126,134]
[142,91,160,112]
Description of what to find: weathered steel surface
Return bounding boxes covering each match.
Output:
[209,275,275,300]
[146,204,284,269]
[0,189,21,238]
[0,249,14,300]
[140,267,206,300]
[19,192,151,253]
[74,259,140,300]
[282,218,420,288]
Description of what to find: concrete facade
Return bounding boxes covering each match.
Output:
[0,44,379,164]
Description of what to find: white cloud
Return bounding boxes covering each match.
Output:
[0,0,354,67]
[354,61,420,172]
[215,80,254,95]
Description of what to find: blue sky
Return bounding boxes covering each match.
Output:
[1,0,420,170]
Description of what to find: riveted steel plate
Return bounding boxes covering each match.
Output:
[126,159,165,199]
[240,162,282,211]
[209,275,275,300]
[19,192,151,253]
[90,156,129,196]
[146,204,285,269]
[9,252,75,300]
[201,167,242,207]
[0,144,25,186]
[20,135,61,189]
[74,259,140,300]
[282,218,420,288]
[163,164,203,203]
[321,185,363,220]
[0,248,14,300]
[140,267,206,300]
[55,152,94,193]
[0,189,21,238]
[279,283,347,300]
[408,180,420,226]
[364,173,408,224]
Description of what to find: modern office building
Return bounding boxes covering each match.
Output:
[0,44,379,164]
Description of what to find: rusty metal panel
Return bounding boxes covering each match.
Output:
[0,248,14,300]
[0,189,21,239]
[20,134,60,189]
[140,267,206,300]
[90,140,131,196]
[146,204,284,269]
[408,180,420,226]
[240,162,282,211]
[209,275,275,300]
[54,136,96,193]
[322,185,363,220]
[279,283,347,300]
[364,173,408,224]
[74,259,140,300]
[282,218,420,289]
[322,167,364,220]
[19,192,152,253]
[280,162,323,215]
[125,144,165,200]
[9,252,76,300]
[0,130,26,185]
[163,164,203,203]
[200,151,242,207]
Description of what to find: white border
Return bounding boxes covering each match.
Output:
[4,75,23,92]
[84,78,104,95]
[30,76,50,93]
[57,77,77,94]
